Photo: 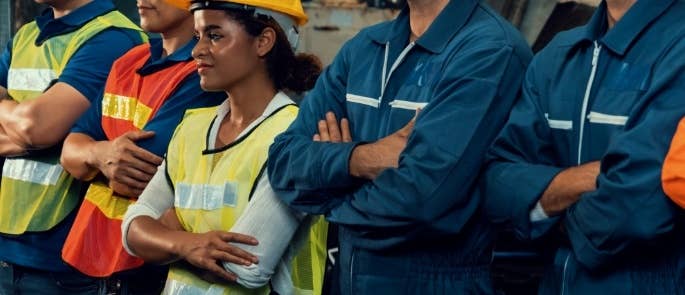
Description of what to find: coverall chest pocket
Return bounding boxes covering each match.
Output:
[584,87,644,158]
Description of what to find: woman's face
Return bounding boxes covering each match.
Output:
[192,10,261,92]
[137,0,190,33]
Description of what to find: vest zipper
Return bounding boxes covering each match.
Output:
[577,41,602,165]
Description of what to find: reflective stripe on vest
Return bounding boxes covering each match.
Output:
[2,158,63,185]
[164,104,326,294]
[0,11,144,235]
[175,182,239,210]
[102,93,153,129]
[7,68,57,92]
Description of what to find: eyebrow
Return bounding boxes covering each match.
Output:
[202,24,222,33]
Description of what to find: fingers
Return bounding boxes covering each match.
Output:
[398,109,420,137]
[341,118,352,142]
[317,119,330,142]
[129,145,164,168]
[112,172,148,190]
[125,130,156,141]
[315,112,352,143]
[325,112,342,142]
[212,246,257,266]
[109,180,143,198]
[219,232,258,246]
[201,258,238,282]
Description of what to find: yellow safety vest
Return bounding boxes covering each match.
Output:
[165,105,327,295]
[0,11,145,234]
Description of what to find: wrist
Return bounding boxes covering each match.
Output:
[87,140,107,171]
[349,144,377,179]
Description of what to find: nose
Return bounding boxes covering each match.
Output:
[191,37,208,61]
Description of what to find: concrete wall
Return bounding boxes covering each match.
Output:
[300,5,397,65]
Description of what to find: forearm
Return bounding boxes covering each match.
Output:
[0,124,26,156]
[268,134,361,213]
[61,133,101,180]
[348,143,394,179]
[127,216,190,264]
[539,161,599,216]
[0,83,89,148]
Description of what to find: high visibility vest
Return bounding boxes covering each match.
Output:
[0,11,144,235]
[62,43,198,277]
[164,105,327,295]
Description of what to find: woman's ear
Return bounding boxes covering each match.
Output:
[256,27,276,57]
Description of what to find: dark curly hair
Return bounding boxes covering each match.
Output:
[223,9,322,94]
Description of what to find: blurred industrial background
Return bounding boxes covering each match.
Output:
[2,0,600,64]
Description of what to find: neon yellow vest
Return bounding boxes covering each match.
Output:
[0,11,145,234]
[165,105,327,295]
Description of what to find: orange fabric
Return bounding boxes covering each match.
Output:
[62,43,198,277]
[165,0,191,10]
[662,117,685,209]
[62,199,143,277]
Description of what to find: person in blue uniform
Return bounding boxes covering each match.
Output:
[483,0,685,293]
[266,0,532,293]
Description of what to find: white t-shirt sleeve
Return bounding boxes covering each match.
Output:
[121,161,175,256]
[223,170,306,289]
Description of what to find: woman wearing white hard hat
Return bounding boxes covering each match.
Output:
[121,0,327,294]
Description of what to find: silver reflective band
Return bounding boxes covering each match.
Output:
[545,113,573,130]
[586,111,628,126]
[7,68,56,92]
[2,158,63,185]
[175,182,238,210]
[162,279,224,295]
[346,93,379,108]
[388,100,428,110]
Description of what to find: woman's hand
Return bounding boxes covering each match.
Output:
[176,231,260,282]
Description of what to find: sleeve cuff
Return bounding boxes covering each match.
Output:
[529,201,549,222]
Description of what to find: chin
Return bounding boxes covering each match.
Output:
[200,78,222,92]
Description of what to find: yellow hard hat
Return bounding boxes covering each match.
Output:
[190,0,307,49]
[190,0,307,25]
[164,0,191,10]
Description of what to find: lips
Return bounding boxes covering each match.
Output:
[196,63,214,74]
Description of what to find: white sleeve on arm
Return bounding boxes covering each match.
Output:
[223,170,306,289]
[529,200,549,222]
[121,161,176,256]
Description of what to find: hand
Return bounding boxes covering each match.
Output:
[177,231,260,282]
[313,112,352,143]
[540,160,600,216]
[92,130,163,198]
[349,110,419,180]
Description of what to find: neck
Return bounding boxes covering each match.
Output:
[407,0,449,41]
[606,0,636,29]
[52,0,92,18]
[225,71,277,126]
[160,17,195,57]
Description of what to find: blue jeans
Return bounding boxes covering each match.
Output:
[0,260,105,295]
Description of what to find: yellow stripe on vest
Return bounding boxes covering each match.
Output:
[102,93,153,129]
[84,181,135,220]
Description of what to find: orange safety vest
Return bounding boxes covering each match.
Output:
[62,43,198,277]
[663,117,685,209]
